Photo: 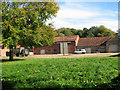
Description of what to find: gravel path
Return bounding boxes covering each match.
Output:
[28,53,119,58]
[2,53,119,59]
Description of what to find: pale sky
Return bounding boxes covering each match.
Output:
[46,1,118,32]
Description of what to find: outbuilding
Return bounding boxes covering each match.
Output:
[33,35,79,54]
[33,35,120,54]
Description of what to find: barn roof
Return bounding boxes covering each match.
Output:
[77,36,112,47]
[55,35,79,42]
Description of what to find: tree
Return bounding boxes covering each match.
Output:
[96,25,115,37]
[88,25,115,37]
[77,30,83,37]
[2,2,59,60]
[63,29,73,36]
[83,28,89,37]
[71,28,78,35]
[55,28,73,37]
[87,32,94,37]
[88,26,99,37]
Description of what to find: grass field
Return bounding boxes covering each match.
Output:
[2,57,119,88]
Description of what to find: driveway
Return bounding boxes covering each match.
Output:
[2,53,119,59]
[27,53,119,58]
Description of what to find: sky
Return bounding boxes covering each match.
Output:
[47,1,118,32]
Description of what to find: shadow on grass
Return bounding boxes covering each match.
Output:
[94,74,120,89]
[109,53,120,57]
[2,81,16,90]
[2,75,120,89]
[1,59,25,62]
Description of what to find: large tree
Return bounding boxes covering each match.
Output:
[2,2,59,60]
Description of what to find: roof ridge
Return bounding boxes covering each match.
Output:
[55,35,78,42]
[56,35,78,38]
[79,36,113,39]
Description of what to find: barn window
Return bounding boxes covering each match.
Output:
[34,46,38,49]
[47,49,51,52]
[53,49,57,52]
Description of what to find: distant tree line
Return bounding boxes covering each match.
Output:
[55,25,117,37]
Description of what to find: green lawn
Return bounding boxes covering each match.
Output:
[2,57,119,88]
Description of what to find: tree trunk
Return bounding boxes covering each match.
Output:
[9,45,14,61]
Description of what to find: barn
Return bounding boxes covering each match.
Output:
[33,35,79,54]
[76,36,120,53]
[33,35,120,54]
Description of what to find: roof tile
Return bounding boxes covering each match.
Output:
[55,35,78,42]
[77,36,112,47]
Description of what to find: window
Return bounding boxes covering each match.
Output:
[34,46,38,49]
[47,49,51,52]
[53,49,57,52]
[77,47,81,50]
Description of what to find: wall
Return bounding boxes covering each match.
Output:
[0,47,9,56]
[76,46,106,53]
[33,43,60,54]
[97,46,106,53]
[33,41,76,54]
[68,41,75,54]
[106,37,120,53]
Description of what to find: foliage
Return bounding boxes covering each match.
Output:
[77,30,83,38]
[2,57,119,88]
[55,25,115,37]
[55,28,73,37]
[2,2,59,47]
[0,34,2,41]
[2,2,59,60]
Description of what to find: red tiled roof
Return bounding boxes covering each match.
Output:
[55,35,78,42]
[77,37,112,47]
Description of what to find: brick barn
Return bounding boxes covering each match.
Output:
[33,35,79,54]
[33,35,120,54]
[76,36,120,53]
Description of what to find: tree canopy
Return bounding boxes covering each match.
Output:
[2,2,59,60]
[55,25,116,37]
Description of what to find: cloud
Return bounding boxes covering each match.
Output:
[46,2,118,32]
[103,11,118,16]
[48,18,118,32]
[56,0,119,2]
[57,8,101,19]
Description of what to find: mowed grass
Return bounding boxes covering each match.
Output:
[2,57,119,88]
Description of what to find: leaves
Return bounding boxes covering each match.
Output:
[2,1,59,49]
[55,25,115,37]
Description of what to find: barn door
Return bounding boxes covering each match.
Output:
[85,48,91,53]
[110,45,118,53]
[41,50,45,54]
